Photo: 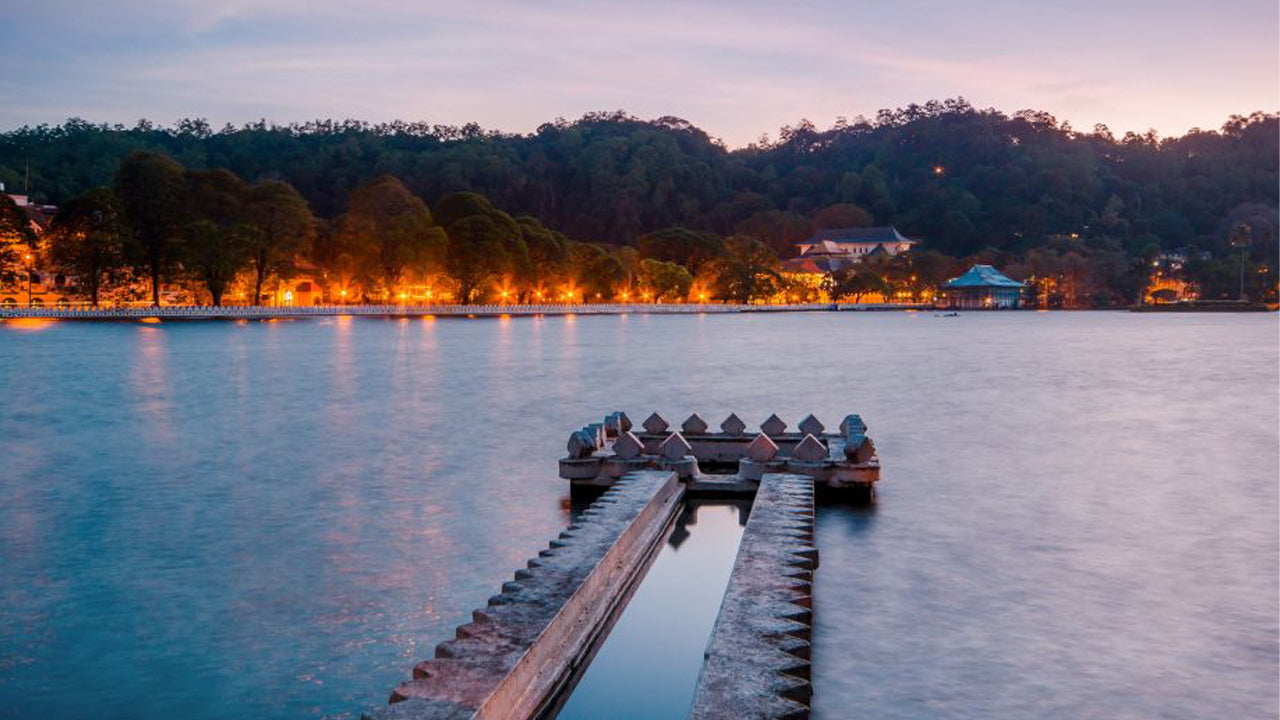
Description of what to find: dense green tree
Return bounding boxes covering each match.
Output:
[710,236,781,303]
[246,181,314,305]
[570,242,626,300]
[831,267,891,302]
[811,203,874,231]
[344,176,445,295]
[183,219,247,305]
[114,151,188,305]
[516,215,571,295]
[4,104,1275,306]
[637,227,724,274]
[45,188,127,306]
[638,258,692,301]
[309,219,360,298]
[446,214,512,303]
[733,211,813,259]
[183,168,253,305]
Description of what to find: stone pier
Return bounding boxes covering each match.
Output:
[366,470,683,720]
[370,410,881,719]
[688,474,817,720]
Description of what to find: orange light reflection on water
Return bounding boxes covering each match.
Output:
[3,318,58,331]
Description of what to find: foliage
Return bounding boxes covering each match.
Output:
[245,181,314,304]
[7,102,1276,305]
[0,193,35,275]
[343,175,446,294]
[114,151,188,305]
[182,219,248,306]
[637,226,724,274]
[637,258,692,301]
[45,187,127,306]
[830,267,890,302]
[570,243,626,300]
[437,191,529,302]
[710,236,781,303]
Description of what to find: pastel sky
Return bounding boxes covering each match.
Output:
[0,0,1275,147]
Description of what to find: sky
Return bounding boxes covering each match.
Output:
[0,0,1276,147]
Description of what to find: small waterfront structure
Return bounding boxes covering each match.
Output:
[942,264,1025,309]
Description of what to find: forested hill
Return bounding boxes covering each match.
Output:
[0,100,1275,260]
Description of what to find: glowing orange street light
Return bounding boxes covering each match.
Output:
[933,165,944,176]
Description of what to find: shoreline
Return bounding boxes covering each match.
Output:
[0,302,924,321]
[2,303,1272,322]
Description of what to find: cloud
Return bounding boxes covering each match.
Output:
[0,0,1275,145]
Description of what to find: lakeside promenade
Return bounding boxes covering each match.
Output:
[0,302,929,321]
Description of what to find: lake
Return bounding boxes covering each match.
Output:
[0,311,1276,720]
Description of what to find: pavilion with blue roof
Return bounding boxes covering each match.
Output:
[942,265,1025,309]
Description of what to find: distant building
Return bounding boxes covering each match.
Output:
[1,190,73,307]
[780,226,919,287]
[3,188,58,234]
[793,226,918,260]
[942,265,1025,309]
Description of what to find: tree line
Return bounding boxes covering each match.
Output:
[1,99,1276,305]
[0,152,814,306]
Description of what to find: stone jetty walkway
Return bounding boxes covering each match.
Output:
[367,411,879,719]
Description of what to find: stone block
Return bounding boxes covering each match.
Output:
[642,412,669,434]
[585,423,604,448]
[681,413,709,435]
[839,414,867,435]
[745,433,779,462]
[844,433,875,463]
[658,431,693,460]
[566,430,596,459]
[720,413,747,435]
[797,413,825,437]
[613,431,644,460]
[793,434,828,461]
[617,411,633,432]
[603,413,621,438]
[760,414,787,436]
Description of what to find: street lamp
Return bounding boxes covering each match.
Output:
[24,253,33,307]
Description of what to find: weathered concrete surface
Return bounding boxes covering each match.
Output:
[688,474,817,720]
[366,471,683,720]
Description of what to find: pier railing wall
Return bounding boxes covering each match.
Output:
[0,302,860,320]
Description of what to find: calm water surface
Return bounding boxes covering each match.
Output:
[0,312,1276,720]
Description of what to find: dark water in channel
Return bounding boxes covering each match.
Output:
[554,502,748,720]
[0,312,1276,720]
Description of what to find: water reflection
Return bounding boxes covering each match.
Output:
[553,502,749,720]
[2,317,58,331]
